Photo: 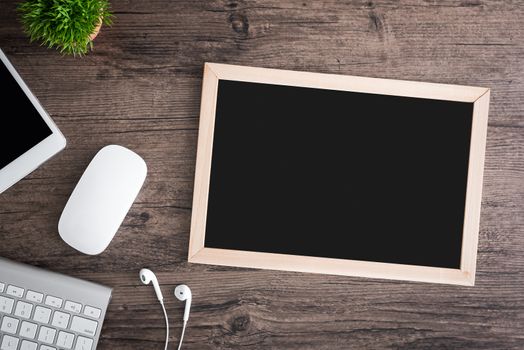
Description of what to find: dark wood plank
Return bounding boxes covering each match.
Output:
[0,0,523,349]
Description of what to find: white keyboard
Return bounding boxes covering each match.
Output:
[0,258,111,350]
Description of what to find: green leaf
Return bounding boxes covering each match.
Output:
[18,0,113,56]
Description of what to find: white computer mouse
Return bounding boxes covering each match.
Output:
[59,145,147,255]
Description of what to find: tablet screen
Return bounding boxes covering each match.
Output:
[0,60,52,170]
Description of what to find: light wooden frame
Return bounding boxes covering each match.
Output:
[188,63,490,286]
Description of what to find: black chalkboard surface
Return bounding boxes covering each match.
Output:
[189,63,489,285]
[205,80,472,269]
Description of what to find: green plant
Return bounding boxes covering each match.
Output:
[18,0,113,55]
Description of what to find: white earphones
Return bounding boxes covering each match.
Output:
[139,269,192,350]
[174,284,192,322]
[139,269,169,350]
[139,268,164,301]
[174,284,192,350]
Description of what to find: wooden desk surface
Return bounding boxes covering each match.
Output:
[1,1,523,349]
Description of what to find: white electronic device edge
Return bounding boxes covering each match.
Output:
[59,145,147,255]
[0,48,66,194]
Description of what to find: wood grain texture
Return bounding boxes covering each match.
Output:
[0,0,523,349]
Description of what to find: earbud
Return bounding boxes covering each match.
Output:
[174,284,192,322]
[139,268,169,350]
[139,268,164,302]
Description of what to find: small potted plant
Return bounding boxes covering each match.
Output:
[18,0,113,56]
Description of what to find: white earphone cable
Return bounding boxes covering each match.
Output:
[177,321,187,350]
[160,301,169,350]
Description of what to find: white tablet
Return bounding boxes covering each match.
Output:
[0,49,66,194]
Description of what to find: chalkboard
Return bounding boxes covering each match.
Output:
[189,63,490,285]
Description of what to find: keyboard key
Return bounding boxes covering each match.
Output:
[19,340,37,350]
[26,291,44,303]
[6,285,24,298]
[74,336,93,350]
[0,335,19,350]
[70,316,98,337]
[38,326,57,344]
[40,346,56,350]
[83,306,101,319]
[64,301,82,313]
[56,331,75,349]
[0,282,4,292]
[0,296,14,314]
[15,301,34,319]
[0,316,19,334]
[20,321,38,339]
[44,295,63,308]
[33,306,52,324]
[51,311,70,329]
